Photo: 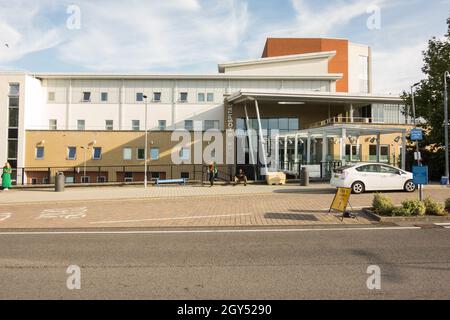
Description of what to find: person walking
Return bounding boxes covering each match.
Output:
[1,162,12,191]
[208,162,215,187]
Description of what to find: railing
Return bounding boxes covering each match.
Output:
[309,117,372,128]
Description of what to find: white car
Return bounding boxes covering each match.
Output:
[330,163,416,194]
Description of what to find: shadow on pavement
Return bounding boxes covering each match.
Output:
[264,212,320,221]
[273,188,335,194]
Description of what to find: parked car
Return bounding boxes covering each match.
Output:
[330,163,416,194]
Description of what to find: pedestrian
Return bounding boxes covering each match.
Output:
[1,162,12,191]
[234,168,248,186]
[208,162,215,187]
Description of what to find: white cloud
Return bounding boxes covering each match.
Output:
[0,1,64,63]
[57,0,249,71]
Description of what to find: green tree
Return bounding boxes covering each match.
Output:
[401,17,450,179]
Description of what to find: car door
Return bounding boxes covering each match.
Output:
[378,165,404,190]
[354,164,380,190]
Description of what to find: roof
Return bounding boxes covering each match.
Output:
[226,89,403,104]
[218,51,336,73]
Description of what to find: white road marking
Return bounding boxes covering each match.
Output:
[0,226,422,236]
[435,223,450,226]
[0,213,12,222]
[37,207,88,220]
[90,213,252,224]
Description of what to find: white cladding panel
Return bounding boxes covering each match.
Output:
[223,58,329,75]
[348,43,371,94]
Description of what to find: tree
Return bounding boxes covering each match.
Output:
[401,17,450,179]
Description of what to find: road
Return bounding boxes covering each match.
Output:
[1,226,450,299]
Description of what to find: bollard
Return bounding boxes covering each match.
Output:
[300,167,309,186]
[55,172,65,192]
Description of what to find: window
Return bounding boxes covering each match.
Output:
[158,120,166,131]
[83,92,91,102]
[379,165,399,174]
[9,97,19,107]
[65,176,75,184]
[204,120,219,130]
[150,148,159,160]
[180,92,188,102]
[207,93,214,102]
[81,176,90,183]
[105,120,114,131]
[101,92,108,102]
[180,148,190,161]
[151,172,160,180]
[153,92,161,102]
[36,147,44,159]
[93,147,102,160]
[359,55,369,93]
[137,148,145,160]
[31,178,37,185]
[43,177,49,184]
[136,92,144,102]
[8,129,18,139]
[97,176,106,183]
[356,165,379,173]
[9,84,20,96]
[49,119,57,130]
[184,120,193,131]
[67,147,77,160]
[380,145,389,163]
[8,108,18,127]
[124,172,133,182]
[77,120,85,131]
[198,93,205,102]
[181,172,190,179]
[123,147,132,160]
[48,92,55,102]
[7,140,17,159]
[132,120,140,131]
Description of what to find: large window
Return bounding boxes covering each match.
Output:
[77,120,85,131]
[123,148,132,160]
[150,148,159,160]
[184,120,193,131]
[204,120,219,130]
[8,108,18,128]
[93,147,102,160]
[236,117,299,133]
[9,83,20,96]
[49,119,57,130]
[67,147,77,160]
[137,148,145,160]
[158,120,166,131]
[7,140,17,159]
[105,120,114,131]
[35,147,45,160]
[132,120,140,131]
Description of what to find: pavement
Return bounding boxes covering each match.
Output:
[0,184,449,229]
[1,227,449,299]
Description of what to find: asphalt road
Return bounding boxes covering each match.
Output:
[1,226,449,299]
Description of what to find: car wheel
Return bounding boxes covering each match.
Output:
[404,180,416,192]
[351,181,365,194]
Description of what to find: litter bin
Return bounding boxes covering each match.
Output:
[441,176,449,185]
[55,172,65,192]
[300,167,309,186]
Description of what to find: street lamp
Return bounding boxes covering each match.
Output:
[143,94,149,188]
[80,146,90,183]
[444,71,450,184]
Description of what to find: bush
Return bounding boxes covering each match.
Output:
[445,198,450,212]
[401,199,426,216]
[424,197,447,216]
[372,194,394,216]
[391,206,412,217]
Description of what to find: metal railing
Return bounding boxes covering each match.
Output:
[309,117,372,128]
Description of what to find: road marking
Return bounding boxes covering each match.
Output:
[0,226,422,236]
[90,213,252,224]
[0,213,12,222]
[37,207,87,220]
[435,223,450,226]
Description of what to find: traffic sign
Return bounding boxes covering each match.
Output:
[410,128,423,141]
[413,166,428,185]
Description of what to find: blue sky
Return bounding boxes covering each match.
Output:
[0,0,449,94]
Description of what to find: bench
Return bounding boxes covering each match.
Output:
[156,178,187,186]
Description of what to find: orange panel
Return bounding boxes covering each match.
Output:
[262,38,349,92]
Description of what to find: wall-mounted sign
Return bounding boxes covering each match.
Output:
[410,128,423,141]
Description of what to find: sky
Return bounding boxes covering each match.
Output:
[0,0,449,94]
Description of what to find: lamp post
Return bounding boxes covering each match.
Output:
[444,71,450,185]
[143,94,149,188]
[411,82,423,199]
[80,146,90,183]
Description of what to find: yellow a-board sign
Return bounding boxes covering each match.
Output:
[329,188,352,213]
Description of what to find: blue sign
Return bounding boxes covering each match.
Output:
[410,128,423,141]
[413,166,428,185]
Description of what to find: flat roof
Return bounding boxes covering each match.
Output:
[226,89,402,104]
[218,51,336,73]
